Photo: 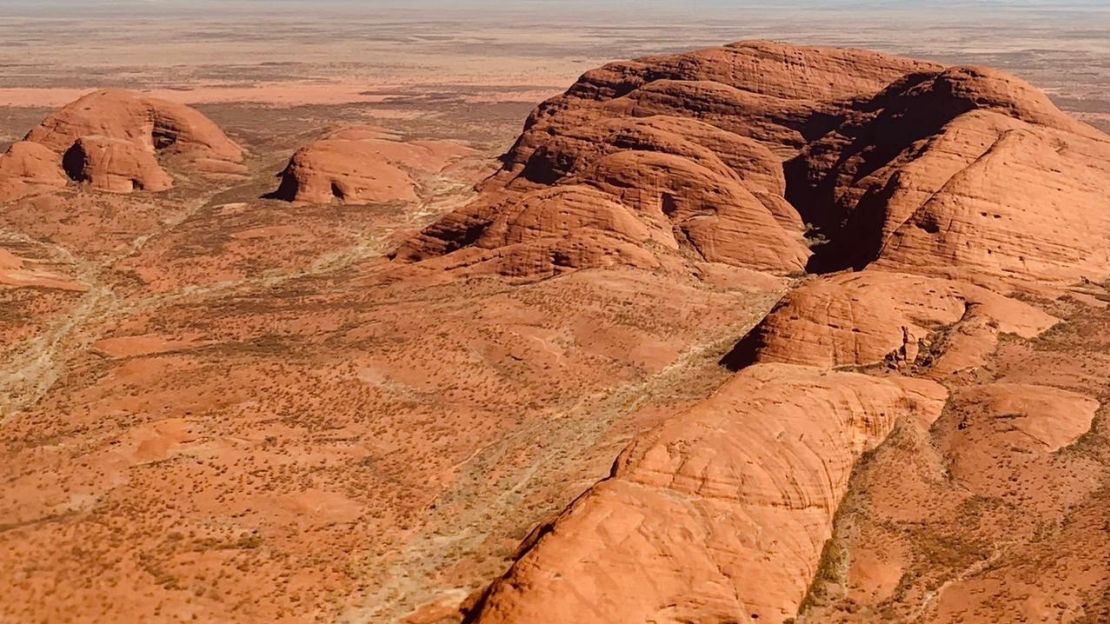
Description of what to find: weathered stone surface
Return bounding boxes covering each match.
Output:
[727,270,1058,373]
[399,40,1110,289]
[0,89,244,200]
[396,42,938,278]
[62,136,173,193]
[466,364,947,624]
[0,140,68,200]
[272,126,473,204]
[788,67,1110,286]
[25,89,243,170]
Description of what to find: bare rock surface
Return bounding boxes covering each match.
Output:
[727,270,1057,373]
[467,364,947,624]
[395,42,939,278]
[397,39,1110,291]
[62,136,173,193]
[789,67,1110,287]
[0,140,68,199]
[0,89,244,201]
[25,89,243,169]
[272,126,474,204]
[458,41,1110,624]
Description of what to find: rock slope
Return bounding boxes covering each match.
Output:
[0,89,244,200]
[724,271,1057,374]
[467,364,947,623]
[62,136,173,193]
[0,140,69,200]
[451,42,1110,624]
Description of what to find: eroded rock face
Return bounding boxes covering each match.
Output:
[398,41,1110,290]
[873,125,1110,287]
[467,364,948,624]
[458,42,1108,624]
[62,136,173,193]
[0,89,244,201]
[394,42,939,278]
[0,141,69,199]
[725,270,1057,374]
[789,67,1110,285]
[272,126,473,204]
[25,89,243,170]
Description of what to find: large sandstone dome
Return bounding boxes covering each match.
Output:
[393,42,938,277]
[389,41,1110,624]
[0,89,244,201]
[395,41,1110,290]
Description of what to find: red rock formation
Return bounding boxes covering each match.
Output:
[726,270,1057,373]
[789,67,1110,285]
[467,364,947,623]
[0,141,68,200]
[456,41,1110,624]
[395,42,939,278]
[0,89,244,201]
[62,136,173,193]
[873,125,1110,287]
[400,40,1110,289]
[272,126,473,204]
[25,89,243,170]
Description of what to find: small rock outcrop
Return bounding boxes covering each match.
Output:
[0,89,244,201]
[724,270,1057,374]
[271,126,473,205]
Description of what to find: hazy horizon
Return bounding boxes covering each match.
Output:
[5,0,1110,17]
[0,0,1105,119]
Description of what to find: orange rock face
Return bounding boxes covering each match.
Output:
[398,40,1110,290]
[456,42,1110,624]
[789,67,1110,286]
[272,126,474,204]
[0,140,69,199]
[727,271,1057,374]
[395,42,940,278]
[25,89,244,169]
[467,364,947,624]
[0,89,244,201]
[62,136,173,193]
